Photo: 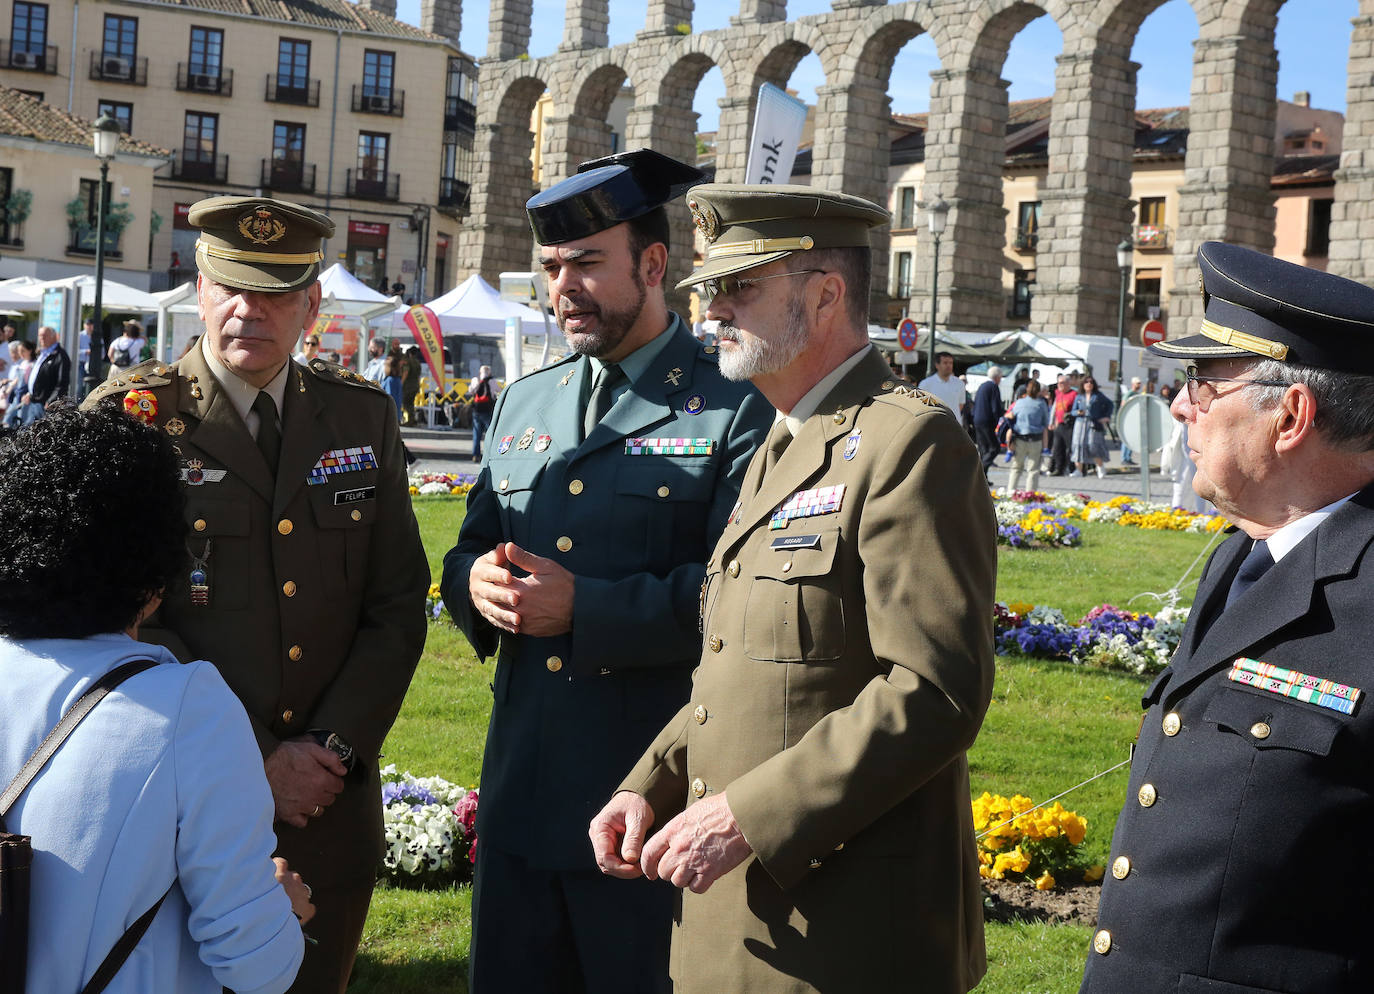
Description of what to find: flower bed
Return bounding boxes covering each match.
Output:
[995,501,1082,549]
[973,791,1103,890]
[408,472,476,497]
[425,583,452,624]
[380,765,479,887]
[994,601,1187,675]
[998,491,1225,534]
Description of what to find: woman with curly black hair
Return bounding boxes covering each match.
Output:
[0,406,314,994]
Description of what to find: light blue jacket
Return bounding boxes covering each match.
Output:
[0,634,303,994]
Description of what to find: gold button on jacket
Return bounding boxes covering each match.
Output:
[618,347,995,994]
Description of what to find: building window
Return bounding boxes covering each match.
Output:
[180,111,219,180]
[1307,198,1333,257]
[102,14,136,61]
[893,252,913,297]
[1133,271,1162,320]
[896,187,916,229]
[273,122,305,165]
[1138,197,1165,228]
[1015,201,1040,250]
[358,132,388,179]
[363,50,395,98]
[12,3,47,55]
[278,38,309,88]
[188,26,223,77]
[1011,269,1035,319]
[77,177,113,225]
[0,167,13,244]
[97,100,133,133]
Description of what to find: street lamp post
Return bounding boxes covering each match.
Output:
[409,204,429,303]
[87,114,121,394]
[925,194,949,376]
[1114,238,1133,404]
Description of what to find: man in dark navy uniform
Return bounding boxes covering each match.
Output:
[1081,241,1374,994]
[440,149,772,993]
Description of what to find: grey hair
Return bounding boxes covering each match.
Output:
[1245,359,1374,451]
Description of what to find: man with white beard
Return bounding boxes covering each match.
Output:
[590,184,997,994]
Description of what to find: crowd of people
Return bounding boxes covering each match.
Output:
[3,153,1373,994]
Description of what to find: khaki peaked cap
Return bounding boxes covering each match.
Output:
[189,196,335,294]
[678,184,890,289]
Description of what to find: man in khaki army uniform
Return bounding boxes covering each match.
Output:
[83,196,429,994]
[591,185,997,993]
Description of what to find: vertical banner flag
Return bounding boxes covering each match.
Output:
[404,304,446,394]
[310,316,340,341]
[744,83,809,185]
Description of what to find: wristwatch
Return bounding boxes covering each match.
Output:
[309,729,356,773]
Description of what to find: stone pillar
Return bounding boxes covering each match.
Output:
[1327,10,1374,283]
[541,114,616,185]
[560,0,609,51]
[913,66,1013,336]
[813,80,894,319]
[713,94,753,183]
[732,0,785,26]
[642,0,693,37]
[420,0,461,43]
[1168,30,1279,337]
[488,0,534,61]
[1034,46,1140,339]
[458,121,540,282]
[356,0,397,17]
[621,104,701,317]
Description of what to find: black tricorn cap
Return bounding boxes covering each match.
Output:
[526,148,705,246]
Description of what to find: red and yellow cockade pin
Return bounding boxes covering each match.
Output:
[123,388,158,424]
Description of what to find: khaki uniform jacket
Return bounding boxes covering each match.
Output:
[83,347,430,888]
[622,346,997,993]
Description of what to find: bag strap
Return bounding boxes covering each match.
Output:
[80,887,172,994]
[0,659,161,823]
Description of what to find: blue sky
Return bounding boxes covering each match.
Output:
[396,0,1353,129]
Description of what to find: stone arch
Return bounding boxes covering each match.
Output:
[1327,0,1374,283]
[637,32,736,109]
[536,58,632,185]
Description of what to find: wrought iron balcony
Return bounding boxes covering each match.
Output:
[266,73,320,106]
[352,85,404,117]
[89,50,147,84]
[1013,228,1039,251]
[439,177,470,209]
[444,97,476,134]
[172,151,230,184]
[176,63,233,96]
[346,168,400,201]
[261,159,317,194]
[1132,223,1172,250]
[1,41,57,73]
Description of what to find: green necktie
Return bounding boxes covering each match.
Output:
[252,390,281,472]
[583,363,625,440]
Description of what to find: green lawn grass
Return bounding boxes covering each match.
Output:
[352,498,1217,993]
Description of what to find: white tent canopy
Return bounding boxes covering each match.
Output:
[409,273,551,337]
[317,263,395,305]
[9,274,162,312]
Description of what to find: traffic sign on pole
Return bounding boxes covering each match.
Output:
[898,317,919,351]
[1141,319,1166,347]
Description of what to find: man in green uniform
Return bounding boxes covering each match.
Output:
[591,185,997,993]
[83,196,429,994]
[441,150,772,993]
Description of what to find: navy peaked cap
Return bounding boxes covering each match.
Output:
[526,148,704,246]
[1150,241,1374,373]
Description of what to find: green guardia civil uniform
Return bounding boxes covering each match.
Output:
[84,196,430,994]
[620,184,998,993]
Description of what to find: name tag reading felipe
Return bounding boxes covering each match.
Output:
[771,533,821,550]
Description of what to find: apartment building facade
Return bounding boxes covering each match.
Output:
[0,0,476,297]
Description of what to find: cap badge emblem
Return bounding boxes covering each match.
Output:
[238,208,288,246]
[688,199,720,243]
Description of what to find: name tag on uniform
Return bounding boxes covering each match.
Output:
[769,485,845,530]
[1227,656,1362,715]
[307,445,377,485]
[334,485,376,505]
[624,437,715,456]
[771,533,821,550]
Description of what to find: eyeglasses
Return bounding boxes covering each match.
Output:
[1183,366,1290,410]
[700,270,824,301]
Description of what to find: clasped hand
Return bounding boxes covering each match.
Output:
[469,541,574,637]
[265,737,348,828]
[589,791,752,895]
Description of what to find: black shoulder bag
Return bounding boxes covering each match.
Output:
[1,659,175,994]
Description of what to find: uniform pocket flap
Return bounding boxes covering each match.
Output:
[1203,687,1343,756]
[751,529,840,582]
[493,459,547,495]
[614,460,714,502]
[185,500,249,537]
[311,498,374,529]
